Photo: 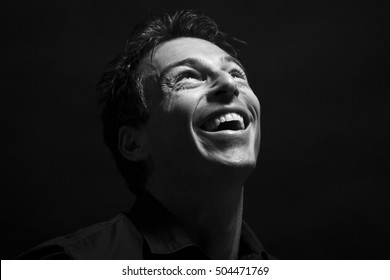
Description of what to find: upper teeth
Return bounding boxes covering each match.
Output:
[204,112,245,131]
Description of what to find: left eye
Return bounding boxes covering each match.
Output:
[229,69,245,79]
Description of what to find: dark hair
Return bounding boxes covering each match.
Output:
[97,10,243,195]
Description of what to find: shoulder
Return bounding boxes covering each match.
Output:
[18,213,144,260]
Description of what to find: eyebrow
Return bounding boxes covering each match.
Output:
[160,55,246,78]
[223,55,246,73]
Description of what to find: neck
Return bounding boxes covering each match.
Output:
[146,171,245,259]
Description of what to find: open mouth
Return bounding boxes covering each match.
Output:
[200,112,248,132]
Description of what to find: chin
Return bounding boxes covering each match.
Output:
[190,124,260,179]
[203,147,258,172]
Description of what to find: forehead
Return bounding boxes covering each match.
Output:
[140,37,233,75]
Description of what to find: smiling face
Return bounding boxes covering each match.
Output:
[139,37,261,182]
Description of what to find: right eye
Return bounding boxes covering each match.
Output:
[176,71,200,82]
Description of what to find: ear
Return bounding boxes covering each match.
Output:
[118,125,149,162]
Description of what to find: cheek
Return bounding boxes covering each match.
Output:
[249,91,261,115]
[153,87,195,113]
[161,91,201,124]
[146,93,199,156]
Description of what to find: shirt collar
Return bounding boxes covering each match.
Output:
[129,191,195,255]
[128,191,271,259]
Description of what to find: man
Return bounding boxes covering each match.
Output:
[19,10,273,260]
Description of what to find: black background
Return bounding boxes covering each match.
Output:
[1,0,389,259]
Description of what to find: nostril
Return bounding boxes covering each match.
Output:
[214,88,238,96]
[214,89,227,96]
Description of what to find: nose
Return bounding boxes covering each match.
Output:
[208,70,238,101]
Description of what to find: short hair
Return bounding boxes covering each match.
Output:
[97,9,243,195]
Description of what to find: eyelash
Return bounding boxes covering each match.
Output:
[229,69,246,79]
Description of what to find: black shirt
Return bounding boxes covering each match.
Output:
[18,192,274,260]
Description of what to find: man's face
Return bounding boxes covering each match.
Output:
[139,37,261,179]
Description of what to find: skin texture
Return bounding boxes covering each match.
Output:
[119,37,261,259]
